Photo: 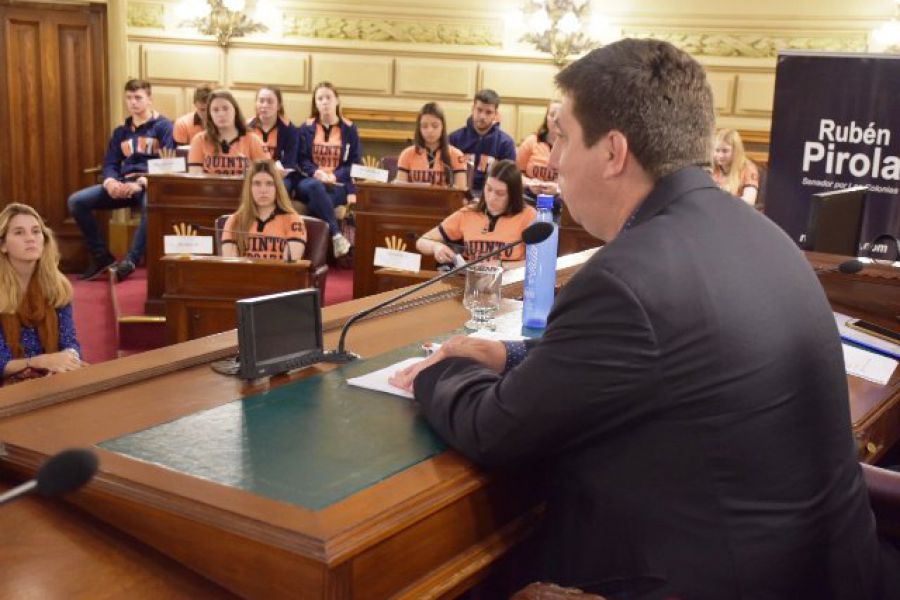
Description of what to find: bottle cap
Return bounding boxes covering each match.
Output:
[536,194,554,209]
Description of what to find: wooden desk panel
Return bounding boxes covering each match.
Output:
[353,182,467,299]
[162,255,312,344]
[146,174,244,314]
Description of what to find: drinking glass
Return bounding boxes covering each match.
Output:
[463,264,503,330]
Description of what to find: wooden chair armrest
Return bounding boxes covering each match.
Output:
[83,165,102,175]
[118,316,167,324]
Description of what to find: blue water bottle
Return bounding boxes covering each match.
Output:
[522,194,559,331]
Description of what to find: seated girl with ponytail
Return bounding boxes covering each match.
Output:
[1,203,83,382]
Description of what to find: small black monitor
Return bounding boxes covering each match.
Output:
[801,186,867,256]
[237,289,323,380]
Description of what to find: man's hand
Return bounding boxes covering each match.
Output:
[388,336,507,392]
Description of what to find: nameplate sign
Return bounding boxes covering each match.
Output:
[351,164,389,183]
[164,235,213,255]
[148,157,186,174]
[373,247,421,273]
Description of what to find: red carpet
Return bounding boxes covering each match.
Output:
[70,266,354,365]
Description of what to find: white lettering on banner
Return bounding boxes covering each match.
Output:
[802,119,900,182]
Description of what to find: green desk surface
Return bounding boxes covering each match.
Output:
[99,344,446,511]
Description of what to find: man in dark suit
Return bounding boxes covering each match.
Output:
[390,39,899,598]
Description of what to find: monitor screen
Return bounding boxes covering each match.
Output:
[237,289,322,379]
[802,186,867,256]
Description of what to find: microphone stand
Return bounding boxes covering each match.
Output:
[322,222,553,363]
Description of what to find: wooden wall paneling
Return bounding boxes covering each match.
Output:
[6,16,44,212]
[706,71,736,116]
[309,53,394,95]
[227,48,308,90]
[394,57,475,99]
[141,43,222,84]
[149,85,184,123]
[734,73,776,117]
[516,105,548,145]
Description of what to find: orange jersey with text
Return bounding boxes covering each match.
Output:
[516,134,557,182]
[310,122,343,173]
[247,118,279,159]
[173,112,205,146]
[221,211,306,260]
[439,206,537,262]
[188,132,268,176]
[397,145,467,186]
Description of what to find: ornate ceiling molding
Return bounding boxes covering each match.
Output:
[623,29,868,58]
[282,14,502,47]
[127,2,166,29]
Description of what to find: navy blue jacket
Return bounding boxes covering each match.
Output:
[448,118,516,193]
[102,112,175,181]
[297,118,362,194]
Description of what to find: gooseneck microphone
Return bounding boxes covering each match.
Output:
[0,448,98,506]
[323,221,554,363]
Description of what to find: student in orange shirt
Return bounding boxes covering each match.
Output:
[188,90,267,176]
[517,100,561,207]
[416,159,536,265]
[712,128,760,205]
[296,82,361,258]
[221,160,306,261]
[395,102,467,189]
[247,85,300,196]
[173,84,212,145]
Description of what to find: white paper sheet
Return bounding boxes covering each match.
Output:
[346,357,423,399]
[842,343,898,385]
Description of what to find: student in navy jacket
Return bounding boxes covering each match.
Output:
[68,79,174,282]
[448,89,517,197]
[247,85,300,197]
[296,81,361,258]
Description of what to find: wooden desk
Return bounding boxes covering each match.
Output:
[0,255,595,599]
[558,205,600,256]
[353,182,467,299]
[808,252,900,463]
[146,174,244,315]
[162,255,313,344]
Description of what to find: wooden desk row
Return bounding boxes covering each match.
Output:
[144,175,599,315]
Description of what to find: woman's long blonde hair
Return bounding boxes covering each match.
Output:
[0,203,72,313]
[230,160,297,256]
[713,128,750,195]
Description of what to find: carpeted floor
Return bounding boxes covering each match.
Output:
[70,266,354,364]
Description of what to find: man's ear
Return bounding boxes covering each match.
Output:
[605,130,629,176]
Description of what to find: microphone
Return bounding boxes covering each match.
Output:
[814,259,864,275]
[323,221,554,363]
[0,448,98,506]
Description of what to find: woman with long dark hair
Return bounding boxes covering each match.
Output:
[188,89,267,176]
[395,102,467,189]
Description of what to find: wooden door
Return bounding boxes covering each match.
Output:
[0,1,108,270]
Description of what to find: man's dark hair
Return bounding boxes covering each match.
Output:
[555,38,714,180]
[474,89,501,108]
[124,78,152,94]
[193,84,214,104]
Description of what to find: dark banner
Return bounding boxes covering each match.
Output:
[766,51,900,256]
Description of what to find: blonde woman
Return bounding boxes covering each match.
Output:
[221,160,307,261]
[712,128,760,205]
[0,203,83,380]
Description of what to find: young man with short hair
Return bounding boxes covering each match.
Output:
[173,84,212,145]
[448,89,517,197]
[68,79,175,281]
